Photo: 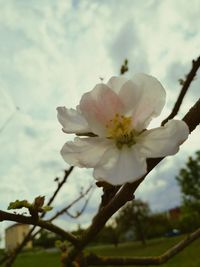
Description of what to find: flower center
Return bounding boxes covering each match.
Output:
[106,113,137,149]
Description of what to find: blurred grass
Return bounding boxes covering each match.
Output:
[13,250,60,267]
[9,235,200,267]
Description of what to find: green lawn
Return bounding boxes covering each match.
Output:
[13,250,60,267]
[10,235,200,267]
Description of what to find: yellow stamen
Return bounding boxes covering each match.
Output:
[106,113,137,149]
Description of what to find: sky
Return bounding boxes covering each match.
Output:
[0,0,200,247]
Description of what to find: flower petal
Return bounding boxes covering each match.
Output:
[126,73,166,131]
[57,106,90,134]
[137,120,189,158]
[61,137,113,168]
[79,84,124,136]
[118,79,141,114]
[94,145,147,185]
[107,76,128,93]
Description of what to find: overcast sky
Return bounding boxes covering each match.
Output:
[0,0,199,247]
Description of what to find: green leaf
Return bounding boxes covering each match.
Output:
[8,200,31,210]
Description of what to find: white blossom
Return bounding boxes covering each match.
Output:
[57,74,189,185]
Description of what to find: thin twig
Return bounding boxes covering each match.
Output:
[2,182,94,267]
[64,188,94,219]
[30,184,95,240]
[86,228,200,265]
[0,210,79,246]
[45,167,74,211]
[162,56,200,126]
[2,167,74,267]
[50,184,94,221]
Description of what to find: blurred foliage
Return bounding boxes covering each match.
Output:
[176,151,200,232]
[94,225,120,247]
[144,213,172,239]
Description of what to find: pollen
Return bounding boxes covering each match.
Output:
[106,113,136,149]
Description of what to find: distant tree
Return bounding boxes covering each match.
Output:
[94,225,120,247]
[144,213,171,239]
[176,151,200,231]
[115,199,150,245]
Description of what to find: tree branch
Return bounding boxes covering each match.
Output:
[64,98,200,264]
[28,184,94,247]
[162,56,200,126]
[2,183,94,267]
[2,57,200,267]
[2,167,75,267]
[0,210,79,247]
[182,98,200,132]
[86,228,200,265]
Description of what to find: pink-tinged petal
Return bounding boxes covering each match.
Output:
[125,73,166,131]
[118,79,141,114]
[61,137,113,168]
[137,120,189,158]
[57,106,91,134]
[107,76,128,93]
[93,145,147,185]
[79,84,124,136]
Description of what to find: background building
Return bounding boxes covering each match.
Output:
[5,224,32,251]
